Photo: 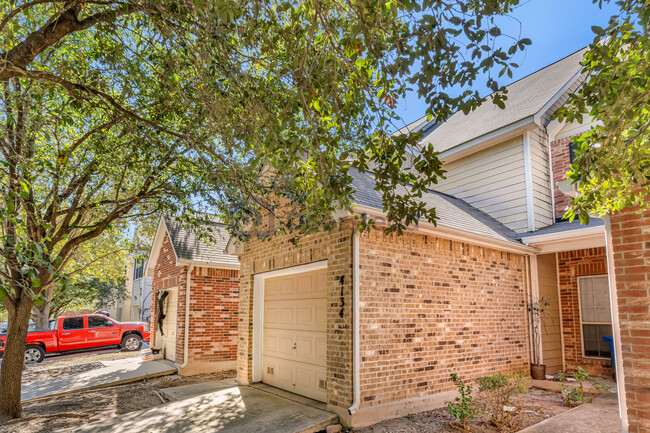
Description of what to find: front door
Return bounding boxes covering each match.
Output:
[58,317,87,351]
[87,315,120,347]
[262,268,327,402]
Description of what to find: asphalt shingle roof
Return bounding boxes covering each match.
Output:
[163,215,239,266]
[517,217,604,239]
[350,169,520,244]
[414,48,587,153]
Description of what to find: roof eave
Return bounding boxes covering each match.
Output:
[352,205,538,255]
[176,258,240,270]
[520,225,605,253]
[144,217,170,278]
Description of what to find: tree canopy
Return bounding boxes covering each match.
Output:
[555,0,650,221]
[0,0,533,420]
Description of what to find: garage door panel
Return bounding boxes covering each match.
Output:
[264,299,326,332]
[263,357,327,402]
[265,269,327,301]
[263,268,327,402]
[264,329,325,365]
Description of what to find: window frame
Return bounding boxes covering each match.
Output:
[88,315,115,328]
[577,274,612,360]
[61,316,85,330]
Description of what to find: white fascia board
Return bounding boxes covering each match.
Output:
[352,205,538,255]
[175,258,240,270]
[437,117,534,163]
[144,218,168,278]
[520,226,605,253]
[533,69,585,127]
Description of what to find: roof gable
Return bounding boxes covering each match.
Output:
[415,48,588,154]
[145,216,239,276]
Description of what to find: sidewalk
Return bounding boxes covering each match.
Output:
[22,358,176,402]
[520,392,620,433]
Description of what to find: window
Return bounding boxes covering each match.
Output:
[579,276,612,358]
[62,317,84,330]
[88,316,114,328]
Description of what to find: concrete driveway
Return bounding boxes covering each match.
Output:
[22,358,176,402]
[70,383,338,433]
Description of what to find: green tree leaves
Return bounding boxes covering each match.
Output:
[554,0,650,222]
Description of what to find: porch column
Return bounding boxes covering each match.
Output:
[607,207,650,433]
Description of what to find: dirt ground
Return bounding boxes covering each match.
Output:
[1,352,236,433]
[357,388,572,433]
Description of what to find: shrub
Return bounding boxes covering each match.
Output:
[476,373,528,432]
[446,373,480,430]
[560,367,612,407]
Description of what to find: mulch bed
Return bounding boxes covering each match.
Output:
[356,387,571,433]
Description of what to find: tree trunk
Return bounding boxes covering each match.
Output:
[32,303,51,331]
[0,296,34,421]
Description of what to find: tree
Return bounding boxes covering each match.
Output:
[36,229,128,325]
[49,275,127,319]
[555,0,650,220]
[0,0,530,420]
[31,227,127,329]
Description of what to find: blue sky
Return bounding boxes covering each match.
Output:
[397,0,620,124]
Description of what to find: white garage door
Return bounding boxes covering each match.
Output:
[160,290,178,362]
[263,268,327,402]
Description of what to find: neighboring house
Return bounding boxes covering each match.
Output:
[106,273,133,322]
[146,216,240,375]
[227,48,617,428]
[129,258,153,323]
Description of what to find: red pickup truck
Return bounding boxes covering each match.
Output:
[0,314,150,363]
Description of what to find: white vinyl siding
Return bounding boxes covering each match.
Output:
[437,137,528,233]
[528,128,554,229]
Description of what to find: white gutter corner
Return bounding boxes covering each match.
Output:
[348,228,361,416]
[179,264,194,371]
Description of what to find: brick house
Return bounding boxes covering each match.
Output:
[227,47,629,429]
[145,216,239,375]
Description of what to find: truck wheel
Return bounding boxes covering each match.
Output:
[121,334,142,351]
[25,345,45,363]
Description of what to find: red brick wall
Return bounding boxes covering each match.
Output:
[150,233,186,350]
[550,132,589,220]
[182,266,239,364]
[557,248,612,376]
[358,228,530,408]
[150,232,239,366]
[610,205,650,433]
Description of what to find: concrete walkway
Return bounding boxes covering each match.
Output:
[71,384,338,433]
[520,392,620,433]
[22,358,176,402]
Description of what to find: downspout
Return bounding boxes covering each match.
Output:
[179,264,194,371]
[348,227,361,416]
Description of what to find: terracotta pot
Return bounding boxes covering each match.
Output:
[531,364,546,380]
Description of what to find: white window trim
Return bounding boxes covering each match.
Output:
[577,274,612,360]
[252,260,328,383]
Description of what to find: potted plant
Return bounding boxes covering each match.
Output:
[528,297,549,380]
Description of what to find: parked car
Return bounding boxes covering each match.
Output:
[0,314,150,363]
[0,321,37,333]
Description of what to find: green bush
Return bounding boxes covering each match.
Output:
[476,373,528,432]
[445,373,480,430]
[560,367,612,407]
